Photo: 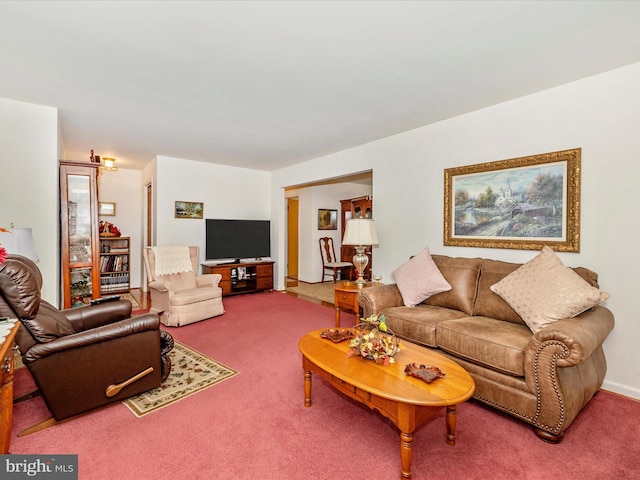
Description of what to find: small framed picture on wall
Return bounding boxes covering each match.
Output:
[99,202,116,216]
[175,201,204,219]
[318,209,337,230]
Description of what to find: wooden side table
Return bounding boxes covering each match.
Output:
[0,319,19,454]
[334,281,378,327]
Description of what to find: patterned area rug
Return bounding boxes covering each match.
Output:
[123,341,239,417]
[287,281,335,304]
[119,293,140,309]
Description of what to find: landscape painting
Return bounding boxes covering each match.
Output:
[443,148,580,252]
[175,201,204,219]
[318,209,338,230]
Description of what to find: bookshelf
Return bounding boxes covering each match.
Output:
[99,236,130,294]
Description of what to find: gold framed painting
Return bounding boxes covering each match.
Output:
[175,201,204,219]
[443,148,581,252]
[318,209,338,230]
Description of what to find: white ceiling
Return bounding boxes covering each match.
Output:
[2,1,640,171]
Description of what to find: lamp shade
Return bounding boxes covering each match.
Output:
[0,228,39,261]
[342,219,379,246]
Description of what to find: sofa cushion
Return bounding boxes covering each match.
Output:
[0,256,74,343]
[572,266,600,288]
[391,247,451,307]
[475,259,602,326]
[474,259,525,325]
[436,316,531,377]
[381,305,468,348]
[423,256,482,315]
[490,246,610,333]
[0,256,42,319]
[169,286,222,306]
[159,270,197,292]
[22,302,76,343]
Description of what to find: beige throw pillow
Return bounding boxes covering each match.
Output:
[392,247,452,307]
[490,246,609,333]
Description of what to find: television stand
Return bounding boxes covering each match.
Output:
[202,261,274,296]
[208,259,240,265]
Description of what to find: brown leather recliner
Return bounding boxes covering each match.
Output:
[0,254,173,428]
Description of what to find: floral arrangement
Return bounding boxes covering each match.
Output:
[0,227,9,265]
[99,221,121,237]
[347,314,400,366]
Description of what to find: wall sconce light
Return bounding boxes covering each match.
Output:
[101,157,118,171]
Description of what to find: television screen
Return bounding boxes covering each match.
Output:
[205,219,271,261]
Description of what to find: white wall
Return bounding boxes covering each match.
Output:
[0,98,59,304]
[98,168,143,288]
[153,156,271,267]
[272,62,640,399]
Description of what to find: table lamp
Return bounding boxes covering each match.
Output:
[342,218,379,286]
[0,228,39,262]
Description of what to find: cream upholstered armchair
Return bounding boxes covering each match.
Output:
[143,246,224,327]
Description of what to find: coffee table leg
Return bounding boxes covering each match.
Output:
[400,430,414,479]
[304,370,312,407]
[446,405,457,446]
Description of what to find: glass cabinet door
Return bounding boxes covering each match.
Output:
[60,162,100,308]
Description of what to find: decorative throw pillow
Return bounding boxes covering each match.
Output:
[490,246,609,333]
[392,247,452,307]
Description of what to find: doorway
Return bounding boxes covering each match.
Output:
[287,198,299,278]
[146,183,152,247]
[283,170,372,287]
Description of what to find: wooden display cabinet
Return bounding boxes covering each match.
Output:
[202,261,274,296]
[340,196,373,280]
[60,161,101,308]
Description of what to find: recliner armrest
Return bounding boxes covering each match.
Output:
[24,314,160,363]
[196,273,222,288]
[64,300,132,332]
[148,279,174,293]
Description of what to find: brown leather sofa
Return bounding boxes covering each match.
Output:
[0,255,172,424]
[359,254,615,442]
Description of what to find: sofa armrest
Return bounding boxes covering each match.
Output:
[526,306,615,368]
[358,284,404,317]
[24,314,160,363]
[196,273,222,288]
[63,300,133,332]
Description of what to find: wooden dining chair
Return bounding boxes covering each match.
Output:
[319,237,353,282]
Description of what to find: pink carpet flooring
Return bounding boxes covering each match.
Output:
[10,292,640,479]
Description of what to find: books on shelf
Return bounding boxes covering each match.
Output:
[100,273,130,293]
[100,254,129,273]
[100,236,130,293]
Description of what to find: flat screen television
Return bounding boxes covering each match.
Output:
[205,219,271,262]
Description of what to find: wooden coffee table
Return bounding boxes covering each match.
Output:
[299,329,475,479]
